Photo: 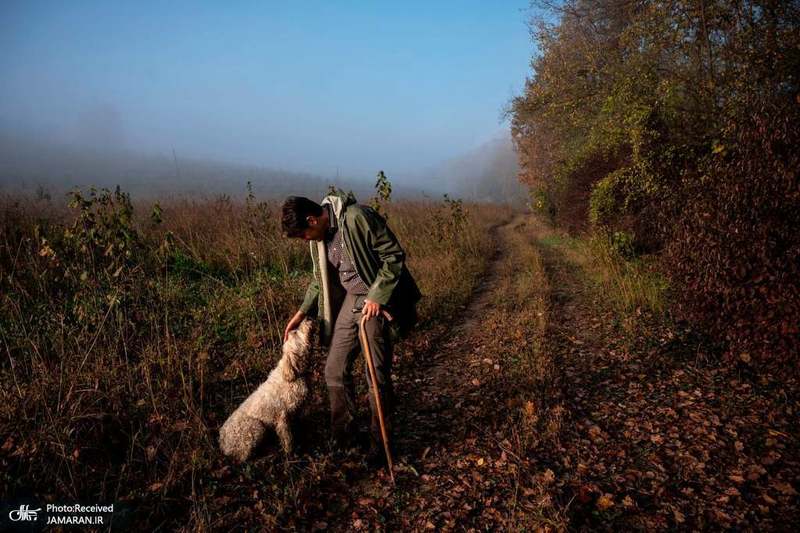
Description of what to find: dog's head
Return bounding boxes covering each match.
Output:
[283,318,316,377]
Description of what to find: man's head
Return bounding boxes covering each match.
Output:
[281,196,329,241]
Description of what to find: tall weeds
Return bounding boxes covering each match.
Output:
[0,186,503,527]
[584,232,669,319]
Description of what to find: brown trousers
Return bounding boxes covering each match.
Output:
[324,292,395,448]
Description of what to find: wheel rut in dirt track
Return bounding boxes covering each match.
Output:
[394,215,520,455]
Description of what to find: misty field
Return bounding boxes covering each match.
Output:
[0,187,509,528]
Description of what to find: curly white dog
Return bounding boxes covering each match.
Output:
[219,318,315,461]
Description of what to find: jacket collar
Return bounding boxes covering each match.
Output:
[320,190,358,224]
[323,204,337,241]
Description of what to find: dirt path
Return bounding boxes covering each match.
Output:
[286,213,799,531]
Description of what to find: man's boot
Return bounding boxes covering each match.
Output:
[328,385,356,451]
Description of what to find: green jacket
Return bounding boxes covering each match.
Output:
[298,191,422,346]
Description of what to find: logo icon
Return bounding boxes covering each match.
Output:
[9,505,42,521]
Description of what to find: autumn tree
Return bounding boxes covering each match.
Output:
[511,0,800,363]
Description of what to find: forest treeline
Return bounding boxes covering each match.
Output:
[510,0,799,365]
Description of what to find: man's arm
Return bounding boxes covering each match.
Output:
[299,278,319,315]
[285,277,318,342]
[353,207,406,307]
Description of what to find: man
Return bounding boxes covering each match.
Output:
[281,190,421,464]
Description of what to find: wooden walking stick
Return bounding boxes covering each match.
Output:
[358,314,395,483]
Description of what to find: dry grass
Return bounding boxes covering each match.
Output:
[534,229,669,334]
[583,235,668,318]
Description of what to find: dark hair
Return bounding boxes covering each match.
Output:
[281,196,323,237]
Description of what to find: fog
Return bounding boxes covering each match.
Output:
[0,1,533,202]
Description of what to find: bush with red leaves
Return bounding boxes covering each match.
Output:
[666,96,800,366]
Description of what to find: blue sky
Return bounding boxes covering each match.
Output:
[0,1,534,180]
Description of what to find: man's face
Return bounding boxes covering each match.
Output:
[300,215,326,241]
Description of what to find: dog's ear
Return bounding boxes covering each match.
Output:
[297,318,315,343]
[281,354,296,382]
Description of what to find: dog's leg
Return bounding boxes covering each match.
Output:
[276,413,293,455]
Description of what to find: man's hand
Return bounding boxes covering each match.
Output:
[362,298,381,320]
[283,310,306,342]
